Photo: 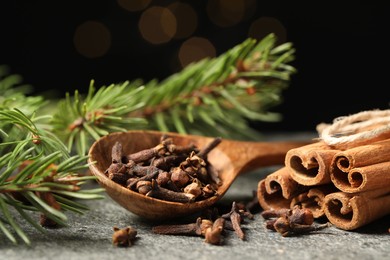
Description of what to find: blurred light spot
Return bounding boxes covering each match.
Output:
[139,6,177,44]
[73,21,111,58]
[207,0,246,27]
[117,0,151,12]
[248,17,287,43]
[178,37,216,68]
[168,2,198,39]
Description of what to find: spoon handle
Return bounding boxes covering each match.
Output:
[219,139,311,174]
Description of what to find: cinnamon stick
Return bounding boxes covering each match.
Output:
[257,167,307,210]
[331,161,390,193]
[323,188,390,230]
[290,184,338,219]
[330,139,390,193]
[285,141,340,186]
[331,139,390,172]
[257,180,291,210]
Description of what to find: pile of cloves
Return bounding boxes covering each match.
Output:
[105,135,222,203]
[261,205,331,237]
[152,201,253,245]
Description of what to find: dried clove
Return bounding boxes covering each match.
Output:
[146,179,195,203]
[111,141,123,163]
[196,137,222,159]
[152,217,203,236]
[183,180,203,199]
[126,143,166,163]
[152,216,224,245]
[170,167,190,188]
[204,217,225,245]
[166,143,199,155]
[221,201,245,240]
[261,205,331,237]
[112,226,138,247]
[126,169,160,190]
[261,208,291,219]
[136,180,152,195]
[152,154,187,171]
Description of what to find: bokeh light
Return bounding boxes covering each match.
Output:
[139,6,177,44]
[248,17,287,43]
[168,2,198,39]
[207,0,245,27]
[117,0,151,12]
[73,21,111,58]
[178,37,216,68]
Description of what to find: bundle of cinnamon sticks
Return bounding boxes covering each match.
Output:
[257,138,390,230]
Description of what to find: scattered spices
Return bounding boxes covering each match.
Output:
[152,201,253,245]
[105,135,222,203]
[112,226,138,247]
[261,205,331,237]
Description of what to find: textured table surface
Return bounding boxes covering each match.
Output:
[1,132,389,260]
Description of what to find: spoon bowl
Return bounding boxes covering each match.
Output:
[88,130,309,221]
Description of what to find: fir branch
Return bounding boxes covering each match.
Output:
[131,33,296,139]
[0,105,104,245]
[0,149,104,245]
[50,80,148,155]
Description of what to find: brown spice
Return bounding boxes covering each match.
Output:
[105,136,221,203]
[221,201,245,240]
[204,217,225,245]
[261,206,331,237]
[112,226,138,247]
[152,217,203,236]
[146,179,195,203]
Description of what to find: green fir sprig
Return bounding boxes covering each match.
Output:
[50,80,148,155]
[134,34,295,139]
[0,83,105,245]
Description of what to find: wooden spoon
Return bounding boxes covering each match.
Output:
[88,130,310,221]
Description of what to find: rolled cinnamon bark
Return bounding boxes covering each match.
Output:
[257,179,291,210]
[257,167,307,210]
[332,139,390,172]
[323,188,390,230]
[290,184,338,218]
[285,141,340,186]
[331,161,390,193]
[330,139,390,193]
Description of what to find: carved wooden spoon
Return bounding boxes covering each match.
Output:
[88,130,310,221]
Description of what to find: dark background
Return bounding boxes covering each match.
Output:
[1,0,389,132]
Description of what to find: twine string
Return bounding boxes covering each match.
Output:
[316,109,390,147]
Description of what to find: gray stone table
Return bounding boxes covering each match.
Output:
[1,132,389,260]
